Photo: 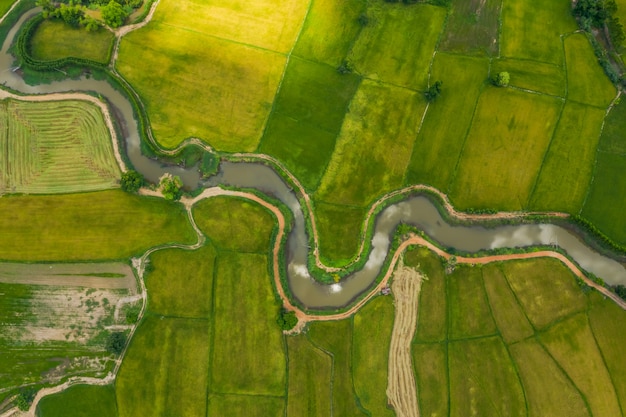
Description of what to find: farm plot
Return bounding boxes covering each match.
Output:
[598,96,626,154]
[528,101,605,212]
[565,34,617,107]
[438,0,501,56]
[448,87,562,211]
[0,190,195,261]
[348,2,446,90]
[314,202,366,264]
[36,384,118,417]
[412,343,448,417]
[406,53,488,191]
[0,99,120,195]
[207,394,284,417]
[500,0,576,65]
[29,19,114,64]
[491,58,566,97]
[0,0,15,15]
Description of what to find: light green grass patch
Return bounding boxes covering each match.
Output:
[581,152,626,244]
[408,247,447,342]
[293,0,365,66]
[539,313,621,417]
[528,101,604,212]
[0,191,195,261]
[316,80,425,206]
[30,19,113,64]
[207,394,284,417]
[118,25,284,150]
[308,320,368,417]
[348,2,446,89]
[0,99,120,194]
[0,0,15,15]
[193,196,275,253]
[116,317,210,417]
[286,334,332,417]
[509,339,590,417]
[412,343,448,417]
[314,202,366,265]
[145,245,216,318]
[352,296,395,417]
[447,265,497,339]
[448,336,526,417]
[482,264,533,344]
[501,0,576,65]
[438,0,501,56]
[598,97,626,154]
[588,292,626,411]
[211,252,285,396]
[565,34,617,107]
[501,258,587,329]
[406,53,488,191]
[491,58,566,96]
[37,384,118,417]
[151,0,308,53]
[449,88,561,211]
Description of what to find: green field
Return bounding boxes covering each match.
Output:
[412,342,448,417]
[491,58,566,96]
[409,247,447,342]
[598,97,626,154]
[0,190,195,261]
[36,385,118,417]
[314,202,366,263]
[438,0,501,56]
[0,0,15,15]
[0,99,120,194]
[29,19,114,64]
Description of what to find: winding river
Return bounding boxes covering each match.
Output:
[1,7,625,309]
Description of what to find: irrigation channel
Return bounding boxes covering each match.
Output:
[1,7,626,310]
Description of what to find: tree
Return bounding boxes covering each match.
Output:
[159,173,183,201]
[105,332,126,355]
[276,309,298,330]
[425,80,442,101]
[15,388,36,411]
[493,71,510,87]
[101,0,128,28]
[120,170,144,193]
[573,0,611,28]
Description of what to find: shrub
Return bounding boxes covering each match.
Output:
[105,331,127,355]
[425,80,442,101]
[159,173,182,201]
[120,170,144,193]
[276,309,298,330]
[15,388,37,411]
[493,71,510,87]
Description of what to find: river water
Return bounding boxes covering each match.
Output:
[2,8,625,309]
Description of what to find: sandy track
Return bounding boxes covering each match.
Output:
[387,261,423,417]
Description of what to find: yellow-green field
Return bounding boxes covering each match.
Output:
[0,99,120,194]
[491,58,566,96]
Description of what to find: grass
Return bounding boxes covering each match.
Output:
[0,190,195,261]
[509,339,590,417]
[210,252,285,396]
[144,245,217,318]
[448,336,526,417]
[352,296,395,417]
[528,101,605,212]
[0,0,15,15]
[207,394,284,417]
[447,265,497,339]
[314,202,366,264]
[36,385,118,417]
[491,58,566,96]
[405,53,488,191]
[29,19,114,64]
[286,334,332,417]
[408,247,447,343]
[258,57,361,190]
[0,99,120,195]
[500,258,587,330]
[482,264,533,344]
[308,320,368,417]
[292,0,365,67]
[538,313,622,417]
[581,152,626,244]
[449,87,562,211]
[116,317,210,417]
[348,2,445,90]
[412,343,448,417]
[193,196,275,253]
[438,0,501,56]
[117,21,285,150]
[316,80,426,206]
[500,0,577,65]
[598,97,626,154]
[565,34,617,107]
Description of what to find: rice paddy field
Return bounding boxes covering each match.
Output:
[0,99,120,195]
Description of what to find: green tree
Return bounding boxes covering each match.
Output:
[15,388,36,411]
[101,0,128,28]
[105,332,127,355]
[425,80,442,101]
[276,309,298,330]
[493,71,510,87]
[120,170,144,193]
[159,174,183,201]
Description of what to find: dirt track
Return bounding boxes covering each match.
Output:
[387,261,423,417]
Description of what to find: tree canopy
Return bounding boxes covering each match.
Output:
[120,170,144,193]
[101,0,129,28]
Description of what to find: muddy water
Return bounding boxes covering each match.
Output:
[2,8,625,309]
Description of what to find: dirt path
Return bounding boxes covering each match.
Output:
[387,260,423,417]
